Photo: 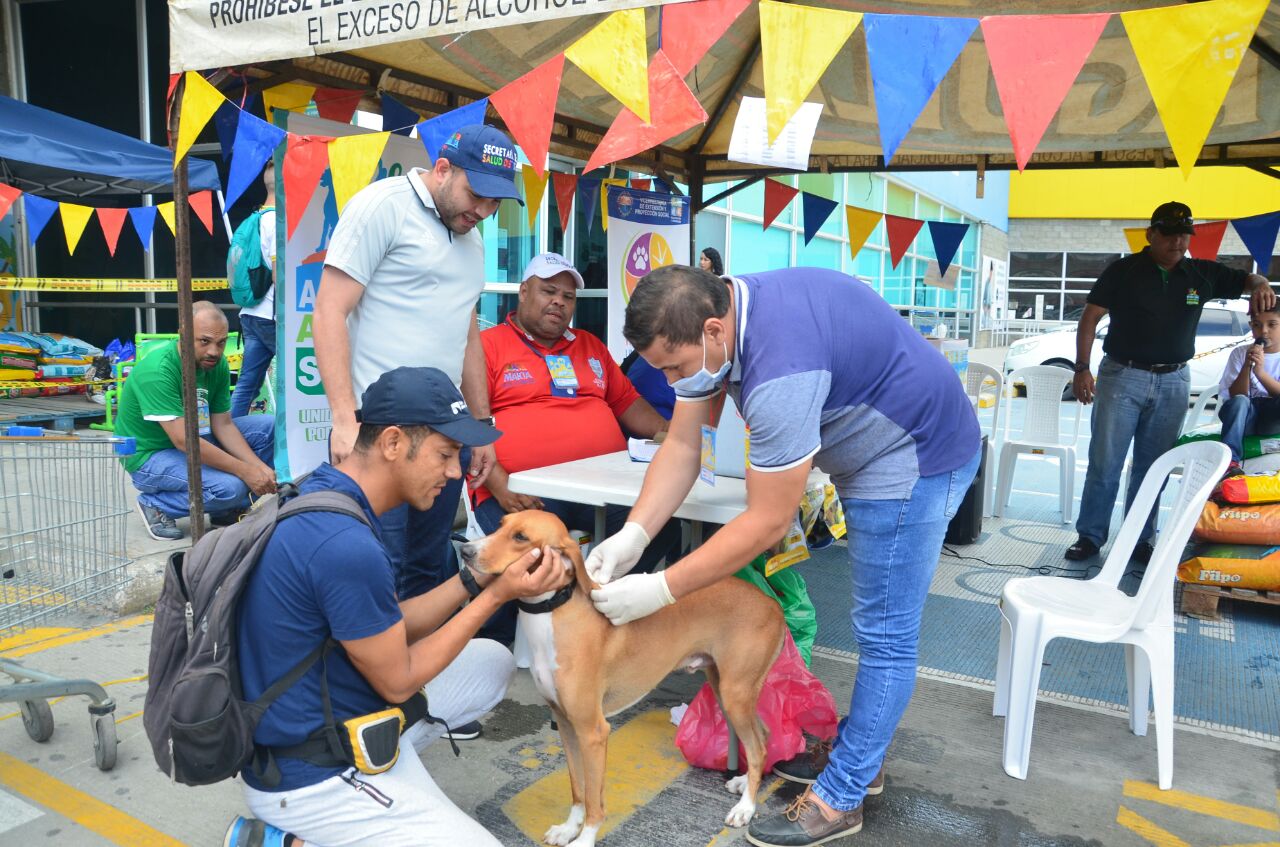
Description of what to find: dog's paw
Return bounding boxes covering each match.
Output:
[724,798,757,828]
[544,822,580,846]
[725,774,748,795]
[566,825,599,847]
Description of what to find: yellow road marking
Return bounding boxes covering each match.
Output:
[1214,842,1280,846]
[1124,780,1280,831]
[0,615,152,658]
[0,751,185,847]
[115,710,145,725]
[1116,805,1192,847]
[503,710,688,842]
[703,777,788,847]
[0,626,77,650]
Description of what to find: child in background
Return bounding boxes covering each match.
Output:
[1218,305,1280,477]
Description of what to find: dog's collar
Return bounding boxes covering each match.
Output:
[516,584,575,614]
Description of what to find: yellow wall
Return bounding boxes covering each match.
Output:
[1009,167,1280,220]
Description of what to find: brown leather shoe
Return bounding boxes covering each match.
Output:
[746,789,863,846]
[773,738,885,796]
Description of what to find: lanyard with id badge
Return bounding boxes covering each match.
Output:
[699,392,728,486]
[514,328,580,398]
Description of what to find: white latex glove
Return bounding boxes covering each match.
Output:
[590,572,675,626]
[585,521,650,584]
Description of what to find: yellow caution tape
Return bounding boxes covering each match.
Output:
[0,379,114,388]
[0,277,226,292]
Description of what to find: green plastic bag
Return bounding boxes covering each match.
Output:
[734,555,819,665]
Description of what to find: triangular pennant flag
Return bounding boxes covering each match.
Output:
[380,93,421,136]
[329,131,390,213]
[96,207,128,257]
[845,206,882,259]
[314,87,363,125]
[128,206,158,251]
[599,178,627,232]
[489,55,564,179]
[927,220,970,276]
[522,168,550,229]
[759,0,862,145]
[661,0,754,76]
[167,73,181,103]
[213,102,240,162]
[1231,210,1280,272]
[579,178,602,234]
[762,178,799,230]
[630,179,652,191]
[283,135,331,240]
[864,13,977,163]
[262,82,315,123]
[884,214,925,268]
[552,172,577,232]
[58,203,95,254]
[565,8,651,124]
[175,71,226,166]
[584,50,709,173]
[1123,226,1148,254]
[156,201,177,236]
[1188,220,1228,260]
[190,190,215,236]
[418,99,489,162]
[226,110,288,209]
[23,195,58,244]
[801,192,838,245]
[0,183,20,222]
[981,14,1109,170]
[1122,0,1268,177]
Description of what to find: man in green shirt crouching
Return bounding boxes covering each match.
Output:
[116,301,276,540]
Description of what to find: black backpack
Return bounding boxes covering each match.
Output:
[143,488,369,786]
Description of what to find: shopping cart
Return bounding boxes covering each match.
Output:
[0,428,135,770]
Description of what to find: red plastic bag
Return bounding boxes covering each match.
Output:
[674,630,838,773]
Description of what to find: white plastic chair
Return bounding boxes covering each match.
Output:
[965,362,1003,519]
[994,366,1082,523]
[1183,387,1217,435]
[992,440,1229,790]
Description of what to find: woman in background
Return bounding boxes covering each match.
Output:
[699,246,723,276]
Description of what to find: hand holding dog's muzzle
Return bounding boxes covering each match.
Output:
[491,546,565,603]
[590,571,674,625]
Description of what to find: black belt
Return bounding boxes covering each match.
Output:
[1112,359,1186,374]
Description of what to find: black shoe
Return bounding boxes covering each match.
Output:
[773,738,884,796]
[746,790,863,846]
[1064,537,1100,561]
[1131,541,1154,565]
[444,719,482,741]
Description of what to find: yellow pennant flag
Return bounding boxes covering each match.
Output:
[1123,227,1148,254]
[156,201,176,236]
[58,203,95,255]
[599,178,627,232]
[565,8,650,124]
[759,0,861,145]
[262,82,316,124]
[328,132,390,213]
[1121,0,1268,178]
[522,168,550,230]
[844,206,883,260]
[175,72,226,166]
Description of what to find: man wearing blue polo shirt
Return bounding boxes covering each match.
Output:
[586,266,981,846]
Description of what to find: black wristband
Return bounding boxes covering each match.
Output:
[458,566,483,599]
[1074,362,1090,373]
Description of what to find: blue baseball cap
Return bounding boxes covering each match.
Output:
[357,367,501,447]
[437,124,524,206]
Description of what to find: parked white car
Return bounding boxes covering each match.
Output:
[1003,298,1251,394]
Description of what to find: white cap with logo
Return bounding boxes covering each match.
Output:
[521,252,585,289]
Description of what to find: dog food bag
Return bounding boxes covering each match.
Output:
[1178,542,1280,590]
[1179,426,1273,460]
[1218,471,1280,505]
[1195,501,1280,545]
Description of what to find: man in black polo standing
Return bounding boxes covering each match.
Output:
[1066,201,1273,563]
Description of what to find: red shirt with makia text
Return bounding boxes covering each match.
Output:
[475,314,639,506]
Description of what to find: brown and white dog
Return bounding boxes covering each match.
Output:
[460,510,786,847]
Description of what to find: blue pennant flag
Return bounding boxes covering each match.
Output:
[22,195,58,244]
[927,220,970,276]
[380,94,421,137]
[417,98,490,161]
[225,110,287,209]
[129,206,158,252]
[864,14,977,164]
[1231,211,1280,275]
[213,102,240,162]
[579,178,602,234]
[801,192,839,245]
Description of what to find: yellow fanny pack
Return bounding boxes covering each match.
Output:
[340,707,407,775]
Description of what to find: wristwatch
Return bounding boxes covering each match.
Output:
[1073,362,1090,373]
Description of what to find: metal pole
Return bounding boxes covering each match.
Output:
[3,0,36,329]
[136,0,157,333]
[169,76,206,542]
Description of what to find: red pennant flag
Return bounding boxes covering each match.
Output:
[284,135,332,240]
[96,208,128,257]
[584,50,709,173]
[762,179,799,230]
[885,215,925,268]
[313,87,364,125]
[490,54,565,179]
[189,190,215,235]
[0,182,20,222]
[1189,220,1229,260]
[661,0,753,76]
[982,14,1109,170]
[167,73,181,103]
[552,172,578,233]
[630,178,652,191]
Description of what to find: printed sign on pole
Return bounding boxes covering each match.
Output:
[605,185,690,360]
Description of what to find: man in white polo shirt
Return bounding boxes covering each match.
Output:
[314,124,524,626]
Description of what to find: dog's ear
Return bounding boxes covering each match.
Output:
[562,536,596,594]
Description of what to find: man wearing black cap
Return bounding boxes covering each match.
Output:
[314,124,525,610]
[1066,201,1273,563]
[227,367,567,847]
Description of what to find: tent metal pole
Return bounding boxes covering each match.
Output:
[136,0,156,333]
[4,0,36,329]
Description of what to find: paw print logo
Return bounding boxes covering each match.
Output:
[633,245,649,271]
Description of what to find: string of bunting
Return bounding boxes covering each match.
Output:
[0,277,227,292]
[1122,210,1280,268]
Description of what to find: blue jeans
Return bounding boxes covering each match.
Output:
[1076,357,1190,547]
[231,314,276,418]
[1218,394,1280,462]
[814,449,979,812]
[130,414,274,518]
[382,446,471,601]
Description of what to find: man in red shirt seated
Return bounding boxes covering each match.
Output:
[475,252,681,642]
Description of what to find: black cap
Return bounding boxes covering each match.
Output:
[1150,201,1195,235]
[356,367,501,447]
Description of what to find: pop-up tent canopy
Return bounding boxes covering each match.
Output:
[0,94,221,198]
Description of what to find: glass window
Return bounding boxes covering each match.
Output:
[1268,255,1280,280]
[731,219,790,271]
[479,192,536,284]
[477,292,519,330]
[706,180,735,209]
[1009,251,1063,278]
[695,211,728,272]
[1063,291,1091,322]
[1065,253,1119,279]
[845,173,882,215]
[916,197,941,222]
[1197,308,1238,336]
[796,235,841,270]
[853,246,882,284]
[885,182,914,217]
[1005,278,1062,290]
